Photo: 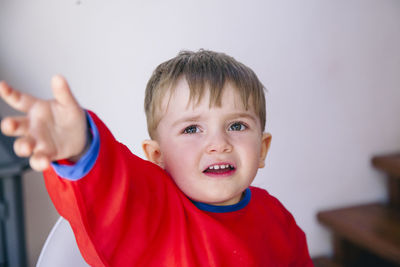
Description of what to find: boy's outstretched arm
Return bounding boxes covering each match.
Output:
[0,75,88,171]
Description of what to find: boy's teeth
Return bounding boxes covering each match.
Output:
[207,164,233,170]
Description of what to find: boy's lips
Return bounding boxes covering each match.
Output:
[203,162,236,177]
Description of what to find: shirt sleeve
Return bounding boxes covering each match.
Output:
[290,227,314,267]
[51,111,100,181]
[42,110,182,267]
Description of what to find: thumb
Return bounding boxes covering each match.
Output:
[51,75,79,107]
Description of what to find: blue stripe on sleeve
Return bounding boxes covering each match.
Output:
[51,111,100,181]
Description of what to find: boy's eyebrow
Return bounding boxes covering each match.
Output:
[172,115,203,127]
[226,112,258,122]
[229,112,256,120]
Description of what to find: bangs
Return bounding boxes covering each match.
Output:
[145,50,266,139]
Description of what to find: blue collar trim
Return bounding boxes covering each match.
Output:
[192,188,251,213]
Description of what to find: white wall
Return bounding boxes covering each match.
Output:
[1,0,399,266]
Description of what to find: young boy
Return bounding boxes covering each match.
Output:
[0,50,312,266]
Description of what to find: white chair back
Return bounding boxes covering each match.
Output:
[36,217,90,267]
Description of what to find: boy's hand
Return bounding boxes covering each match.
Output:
[0,75,88,171]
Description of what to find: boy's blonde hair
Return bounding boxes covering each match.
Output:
[144,49,266,140]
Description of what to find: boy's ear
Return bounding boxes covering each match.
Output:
[142,139,164,168]
[259,133,272,168]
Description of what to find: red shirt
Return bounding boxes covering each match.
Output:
[44,111,313,267]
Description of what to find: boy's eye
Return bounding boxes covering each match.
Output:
[229,122,247,131]
[183,125,200,134]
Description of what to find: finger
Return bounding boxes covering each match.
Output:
[1,116,29,136]
[13,136,36,157]
[29,152,50,171]
[51,75,79,107]
[0,81,38,113]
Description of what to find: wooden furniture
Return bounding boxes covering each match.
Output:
[314,154,400,267]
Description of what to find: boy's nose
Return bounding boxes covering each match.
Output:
[205,132,233,154]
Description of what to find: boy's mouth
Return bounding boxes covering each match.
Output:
[203,163,236,176]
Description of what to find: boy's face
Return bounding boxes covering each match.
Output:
[144,78,271,206]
